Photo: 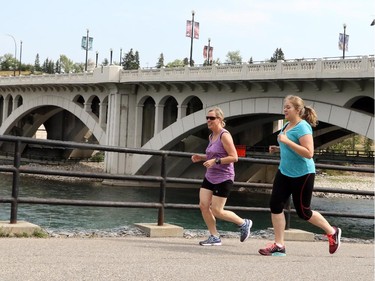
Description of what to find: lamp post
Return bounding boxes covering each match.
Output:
[85,29,89,71]
[19,40,22,75]
[6,34,17,76]
[207,38,211,65]
[95,51,98,68]
[110,48,113,65]
[342,23,347,59]
[189,10,195,67]
[119,48,122,66]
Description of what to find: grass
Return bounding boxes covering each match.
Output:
[0,70,32,76]
[0,227,48,238]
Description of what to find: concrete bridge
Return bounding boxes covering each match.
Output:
[0,56,373,182]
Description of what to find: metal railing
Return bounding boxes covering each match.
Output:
[0,135,373,230]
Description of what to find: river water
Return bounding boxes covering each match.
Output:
[0,173,373,240]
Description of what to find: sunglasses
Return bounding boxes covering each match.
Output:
[206,116,217,121]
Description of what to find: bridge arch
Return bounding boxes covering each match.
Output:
[181,95,203,117]
[345,95,374,115]
[0,95,107,147]
[73,94,85,108]
[133,96,374,175]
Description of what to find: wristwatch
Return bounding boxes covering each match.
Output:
[215,158,221,164]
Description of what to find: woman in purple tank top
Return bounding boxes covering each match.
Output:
[191,107,253,246]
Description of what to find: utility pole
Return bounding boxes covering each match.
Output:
[85,29,89,71]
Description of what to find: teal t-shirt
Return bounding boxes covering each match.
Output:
[278,120,316,177]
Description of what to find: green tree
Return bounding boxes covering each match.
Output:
[328,134,360,152]
[270,48,285,62]
[42,58,55,74]
[102,58,109,66]
[363,137,374,153]
[55,60,60,73]
[34,54,42,72]
[72,62,85,73]
[59,55,74,73]
[0,53,17,71]
[156,53,164,68]
[166,59,185,68]
[122,48,140,70]
[225,50,242,64]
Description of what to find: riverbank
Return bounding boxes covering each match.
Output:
[43,225,373,244]
[13,161,374,199]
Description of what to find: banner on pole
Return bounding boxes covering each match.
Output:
[338,33,349,51]
[186,20,199,39]
[203,46,213,60]
[186,20,192,37]
[81,36,93,51]
[193,22,199,39]
[208,46,213,60]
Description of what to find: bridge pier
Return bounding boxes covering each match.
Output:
[105,84,138,175]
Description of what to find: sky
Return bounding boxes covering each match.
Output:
[1,0,374,68]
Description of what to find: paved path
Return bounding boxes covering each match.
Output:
[0,237,373,281]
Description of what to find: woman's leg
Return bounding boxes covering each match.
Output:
[308,211,335,234]
[199,188,219,236]
[210,195,244,226]
[291,174,335,235]
[272,213,286,245]
[269,171,291,246]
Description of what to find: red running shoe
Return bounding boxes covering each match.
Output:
[326,226,341,254]
[258,243,286,256]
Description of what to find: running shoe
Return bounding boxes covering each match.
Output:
[326,226,341,254]
[240,219,253,242]
[199,235,222,246]
[258,243,286,256]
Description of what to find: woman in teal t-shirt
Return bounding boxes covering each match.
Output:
[258,95,341,256]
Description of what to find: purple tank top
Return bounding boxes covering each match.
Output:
[205,129,235,184]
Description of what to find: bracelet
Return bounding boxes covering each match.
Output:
[215,158,221,164]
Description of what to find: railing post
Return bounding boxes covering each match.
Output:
[10,140,21,224]
[157,153,167,226]
[285,196,291,230]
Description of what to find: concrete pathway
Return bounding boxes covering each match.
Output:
[0,237,373,281]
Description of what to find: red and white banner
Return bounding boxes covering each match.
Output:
[186,20,199,39]
[208,46,213,60]
[193,22,199,39]
[186,20,192,37]
[203,46,213,60]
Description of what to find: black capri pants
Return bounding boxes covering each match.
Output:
[270,170,315,220]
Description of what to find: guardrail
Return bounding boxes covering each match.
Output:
[0,135,373,230]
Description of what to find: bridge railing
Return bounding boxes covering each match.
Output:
[0,135,373,231]
[0,56,373,85]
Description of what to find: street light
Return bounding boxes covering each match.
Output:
[342,23,347,59]
[6,34,17,76]
[119,48,122,66]
[95,51,99,68]
[19,40,22,75]
[189,10,195,66]
[207,38,211,65]
[85,29,89,71]
[110,48,113,65]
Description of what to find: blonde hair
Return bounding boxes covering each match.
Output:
[207,107,226,127]
[284,95,318,127]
